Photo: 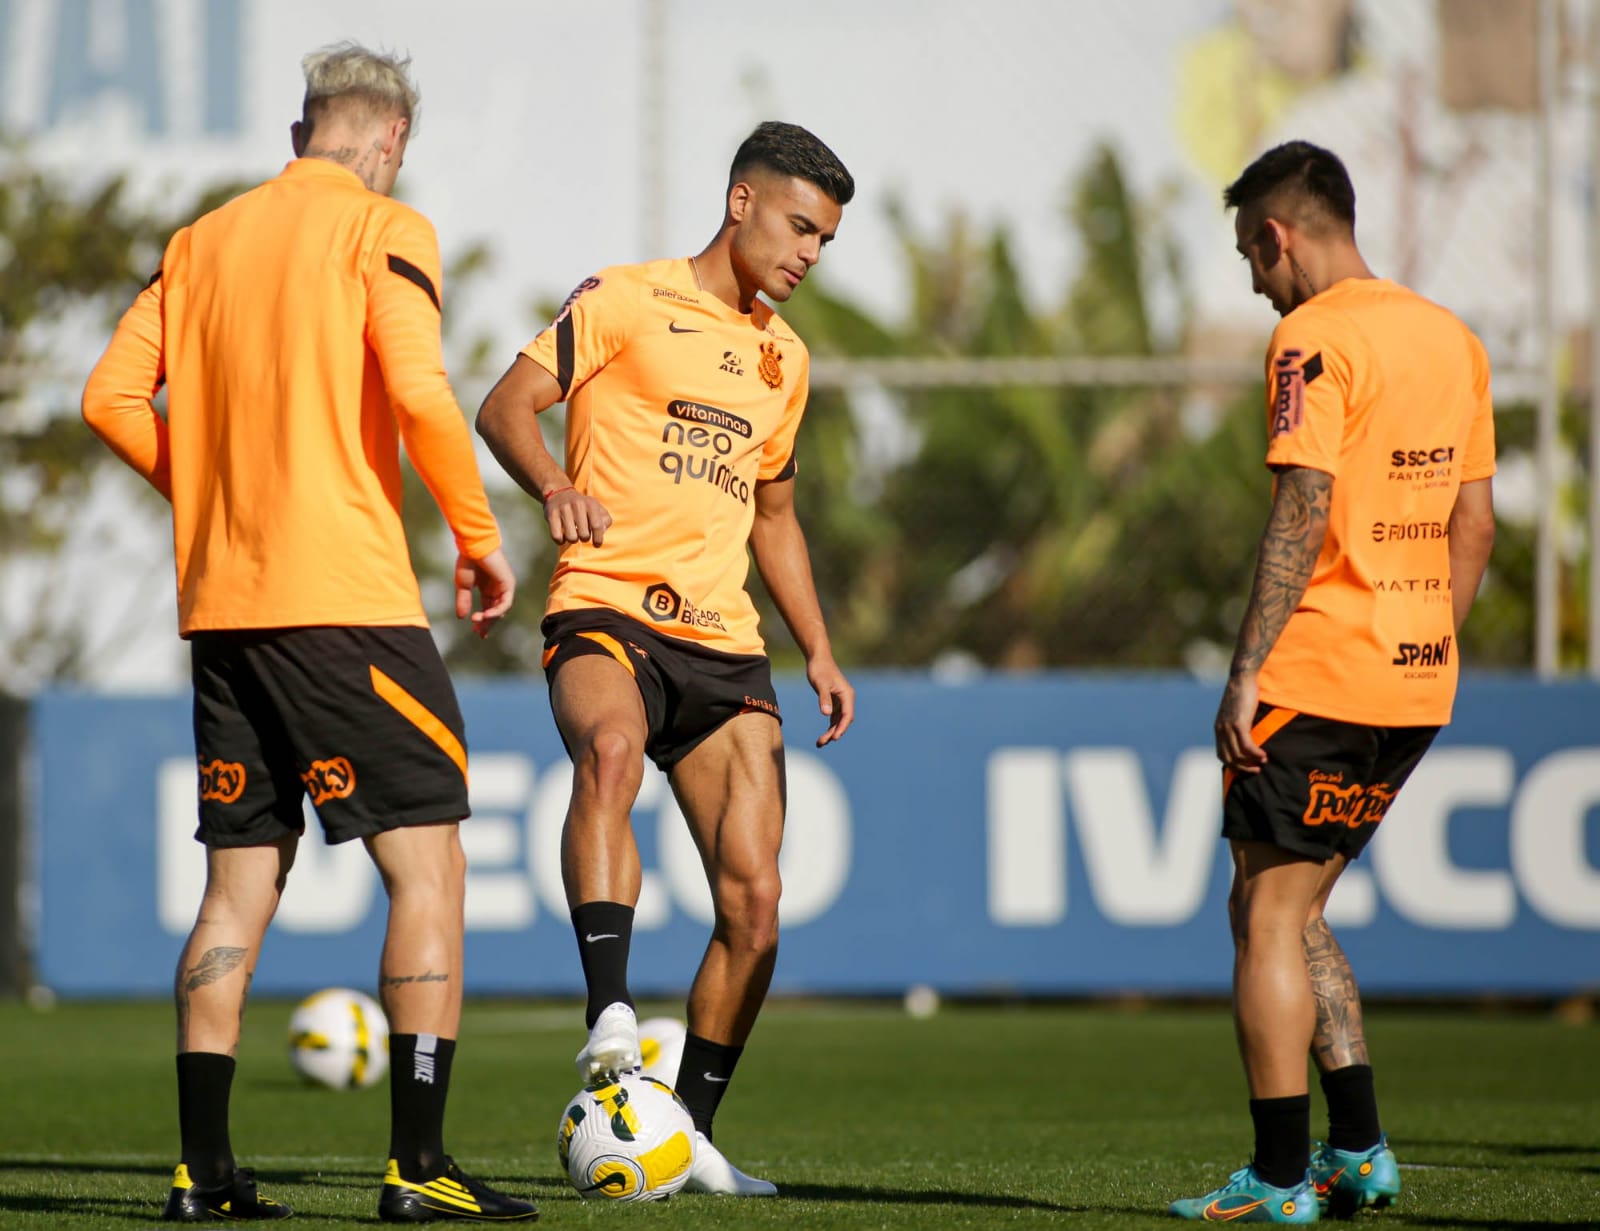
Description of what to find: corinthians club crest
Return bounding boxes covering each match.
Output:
[758,340,784,390]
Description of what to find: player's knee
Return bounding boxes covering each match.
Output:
[574,728,645,802]
[715,871,781,952]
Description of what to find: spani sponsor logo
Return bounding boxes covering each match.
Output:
[1392,636,1452,672]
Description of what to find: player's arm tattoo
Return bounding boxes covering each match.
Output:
[1230,466,1333,675]
[1304,917,1369,1069]
[380,971,450,987]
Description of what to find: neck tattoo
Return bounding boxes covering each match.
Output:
[1289,254,1317,298]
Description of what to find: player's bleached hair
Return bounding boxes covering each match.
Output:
[730,121,855,206]
[1223,140,1355,234]
[301,41,420,135]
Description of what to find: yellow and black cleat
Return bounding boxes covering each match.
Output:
[378,1157,538,1223]
[162,1163,293,1221]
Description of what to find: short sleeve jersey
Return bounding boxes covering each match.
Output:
[82,158,501,635]
[1257,277,1496,726]
[521,258,810,655]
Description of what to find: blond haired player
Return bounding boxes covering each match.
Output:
[84,42,533,1223]
[478,121,855,1197]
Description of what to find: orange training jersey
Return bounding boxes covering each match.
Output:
[82,158,501,635]
[1256,277,1496,727]
[522,259,809,655]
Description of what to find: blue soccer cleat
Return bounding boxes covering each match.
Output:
[1169,1164,1320,1222]
[1311,1135,1400,1217]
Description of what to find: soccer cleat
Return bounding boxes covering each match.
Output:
[684,1131,777,1197]
[575,1002,642,1081]
[1169,1164,1319,1222]
[162,1163,293,1221]
[378,1157,538,1223]
[1311,1135,1400,1217]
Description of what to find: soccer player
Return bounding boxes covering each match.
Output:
[1169,141,1496,1222]
[82,43,535,1224]
[475,121,856,1197]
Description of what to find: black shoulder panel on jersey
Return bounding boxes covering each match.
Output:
[770,454,797,483]
[555,313,576,399]
[145,268,162,288]
[386,254,440,311]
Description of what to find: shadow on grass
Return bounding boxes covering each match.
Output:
[779,1180,1117,1214]
[1403,1139,1600,1173]
[1393,1218,1594,1230]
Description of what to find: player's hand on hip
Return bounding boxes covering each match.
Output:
[545,488,612,548]
[807,654,854,747]
[1214,671,1268,773]
[456,547,516,638]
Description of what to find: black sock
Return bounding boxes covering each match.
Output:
[388,1033,456,1181]
[572,902,635,1028]
[176,1052,236,1187]
[674,1033,743,1140]
[1249,1094,1311,1189]
[1320,1063,1381,1152]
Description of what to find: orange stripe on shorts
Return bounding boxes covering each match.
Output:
[1222,706,1299,797]
[369,665,468,780]
[576,631,637,677]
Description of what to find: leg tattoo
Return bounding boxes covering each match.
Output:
[1304,918,1368,1070]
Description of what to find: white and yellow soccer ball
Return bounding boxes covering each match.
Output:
[556,1072,696,1202]
[637,1016,687,1087]
[287,988,389,1090]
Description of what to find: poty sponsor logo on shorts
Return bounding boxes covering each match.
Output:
[1302,772,1397,829]
[660,404,751,505]
[199,759,246,804]
[1371,520,1449,542]
[1392,635,1452,678]
[302,757,357,806]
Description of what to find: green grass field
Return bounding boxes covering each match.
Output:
[0,997,1594,1228]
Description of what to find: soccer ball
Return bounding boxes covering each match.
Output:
[638,1016,687,1086]
[287,988,389,1089]
[556,1072,696,1201]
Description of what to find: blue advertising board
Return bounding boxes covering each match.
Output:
[31,676,1600,996]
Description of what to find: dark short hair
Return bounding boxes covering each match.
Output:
[1223,140,1355,231]
[730,121,855,206]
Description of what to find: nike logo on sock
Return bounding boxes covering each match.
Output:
[585,933,619,942]
[704,1072,730,1083]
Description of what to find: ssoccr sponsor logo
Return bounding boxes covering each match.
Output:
[1391,447,1456,467]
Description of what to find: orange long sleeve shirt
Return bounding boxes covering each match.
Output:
[83,157,500,635]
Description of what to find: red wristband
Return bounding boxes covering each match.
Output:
[542,484,575,501]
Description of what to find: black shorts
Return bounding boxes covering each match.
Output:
[541,608,781,771]
[190,626,470,847]
[1221,703,1439,861]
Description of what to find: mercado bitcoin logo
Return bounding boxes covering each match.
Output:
[642,583,683,623]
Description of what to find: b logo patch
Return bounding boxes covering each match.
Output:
[302,757,357,806]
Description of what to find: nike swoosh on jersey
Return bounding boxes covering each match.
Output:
[585,932,620,942]
[668,322,702,333]
[703,1072,730,1082]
